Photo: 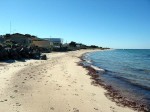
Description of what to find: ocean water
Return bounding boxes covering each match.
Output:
[85,49,150,107]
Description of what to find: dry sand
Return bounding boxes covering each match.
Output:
[0,50,136,112]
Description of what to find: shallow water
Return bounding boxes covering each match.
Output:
[85,49,150,107]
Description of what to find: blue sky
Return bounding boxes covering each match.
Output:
[0,0,150,49]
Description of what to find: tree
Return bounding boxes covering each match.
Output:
[5,34,11,38]
[25,34,31,37]
[69,41,77,47]
[90,45,99,48]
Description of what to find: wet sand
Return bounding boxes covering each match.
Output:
[0,50,136,112]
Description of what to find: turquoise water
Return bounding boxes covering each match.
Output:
[86,49,150,107]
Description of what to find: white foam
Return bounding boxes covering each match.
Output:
[90,65,105,74]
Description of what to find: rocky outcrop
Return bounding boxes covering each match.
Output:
[0,45,47,61]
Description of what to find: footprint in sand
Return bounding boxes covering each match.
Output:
[50,107,55,110]
[110,106,116,112]
[21,94,24,96]
[15,85,18,88]
[73,94,79,96]
[72,81,77,84]
[0,99,7,102]
[10,96,15,99]
[73,108,79,112]
[94,108,99,110]
[16,102,21,106]
[14,90,18,93]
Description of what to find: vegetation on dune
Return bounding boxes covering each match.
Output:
[0,33,109,60]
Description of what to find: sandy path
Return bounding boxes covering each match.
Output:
[0,50,136,112]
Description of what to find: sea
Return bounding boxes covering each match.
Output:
[84,49,150,108]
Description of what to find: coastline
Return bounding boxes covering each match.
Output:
[0,49,135,112]
[80,51,149,112]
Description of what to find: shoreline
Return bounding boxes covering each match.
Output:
[0,49,136,112]
[79,51,149,112]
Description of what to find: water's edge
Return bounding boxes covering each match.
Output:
[78,52,149,112]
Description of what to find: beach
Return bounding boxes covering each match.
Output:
[0,50,135,112]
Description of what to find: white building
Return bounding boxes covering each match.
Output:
[43,38,63,46]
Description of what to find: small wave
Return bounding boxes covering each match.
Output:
[82,60,105,74]
[82,58,92,66]
[90,65,105,74]
[85,59,92,64]
[82,54,92,63]
[82,54,105,74]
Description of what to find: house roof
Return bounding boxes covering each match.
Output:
[44,38,62,43]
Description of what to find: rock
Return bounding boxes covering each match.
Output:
[0,47,9,60]
[0,45,43,60]
[40,54,47,60]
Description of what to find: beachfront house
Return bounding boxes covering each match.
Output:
[32,38,51,48]
[43,38,63,48]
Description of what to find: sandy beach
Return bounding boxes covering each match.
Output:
[0,50,136,112]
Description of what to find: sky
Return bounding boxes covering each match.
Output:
[0,0,150,49]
